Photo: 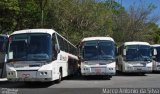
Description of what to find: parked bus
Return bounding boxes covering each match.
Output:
[6,29,78,82]
[0,34,8,78]
[78,37,116,79]
[117,41,155,75]
[152,44,160,72]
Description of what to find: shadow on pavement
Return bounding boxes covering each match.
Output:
[115,71,147,76]
[0,81,54,88]
[64,74,112,81]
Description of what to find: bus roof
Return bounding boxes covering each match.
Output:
[10,29,76,48]
[81,37,114,42]
[11,29,56,36]
[124,41,150,46]
[151,44,160,47]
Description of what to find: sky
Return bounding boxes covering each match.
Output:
[114,0,160,26]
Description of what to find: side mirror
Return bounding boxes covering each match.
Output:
[115,47,118,56]
[153,49,157,56]
[55,44,60,53]
[123,49,126,56]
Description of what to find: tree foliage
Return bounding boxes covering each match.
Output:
[0,0,160,45]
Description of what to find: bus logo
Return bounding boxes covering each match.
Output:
[22,74,30,78]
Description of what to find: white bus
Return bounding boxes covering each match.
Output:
[6,29,79,82]
[152,44,160,72]
[0,35,8,78]
[79,37,116,79]
[117,41,155,75]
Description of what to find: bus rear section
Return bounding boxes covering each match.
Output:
[152,45,160,72]
[117,42,154,75]
[0,35,8,78]
[79,37,116,79]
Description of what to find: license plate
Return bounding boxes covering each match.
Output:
[22,74,30,78]
[137,68,142,70]
[95,68,101,73]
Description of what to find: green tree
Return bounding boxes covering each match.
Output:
[0,0,19,34]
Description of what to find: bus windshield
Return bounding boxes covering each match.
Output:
[126,45,151,61]
[8,33,52,62]
[155,47,160,62]
[82,40,115,61]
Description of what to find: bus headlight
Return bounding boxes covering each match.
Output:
[109,68,113,70]
[7,71,16,76]
[83,68,89,71]
[37,71,52,78]
[40,72,48,75]
[127,67,132,70]
[147,67,152,70]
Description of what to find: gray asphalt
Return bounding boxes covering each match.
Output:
[0,73,160,94]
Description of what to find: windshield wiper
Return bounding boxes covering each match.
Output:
[7,58,24,62]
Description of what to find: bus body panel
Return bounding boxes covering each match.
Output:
[6,29,78,82]
[152,45,160,72]
[81,61,116,76]
[79,37,116,76]
[117,41,153,73]
[6,61,59,81]
[121,61,152,73]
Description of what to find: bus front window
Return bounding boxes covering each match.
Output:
[83,41,98,61]
[126,45,151,61]
[8,34,52,62]
[98,41,115,61]
[138,45,151,61]
[82,40,115,61]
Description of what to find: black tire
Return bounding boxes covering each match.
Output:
[83,75,89,80]
[139,73,145,76]
[55,70,62,83]
[106,76,112,80]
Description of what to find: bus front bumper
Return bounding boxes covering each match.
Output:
[124,67,152,73]
[81,67,116,76]
[153,64,160,72]
[7,70,53,82]
[7,78,52,82]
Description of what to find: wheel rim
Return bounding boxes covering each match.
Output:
[59,72,62,81]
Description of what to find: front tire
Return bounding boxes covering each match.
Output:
[55,70,62,83]
[106,75,112,80]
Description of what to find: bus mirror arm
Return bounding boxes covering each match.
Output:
[123,49,126,56]
[153,49,157,56]
[152,56,156,60]
[79,56,84,62]
[55,44,60,53]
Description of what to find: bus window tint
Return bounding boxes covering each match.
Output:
[8,34,52,61]
[98,41,115,60]
[126,45,151,61]
[83,40,115,61]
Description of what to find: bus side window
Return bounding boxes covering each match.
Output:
[52,34,58,60]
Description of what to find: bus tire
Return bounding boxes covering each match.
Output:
[55,69,62,83]
[139,73,145,76]
[106,76,112,80]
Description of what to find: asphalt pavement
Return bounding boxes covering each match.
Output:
[0,73,160,94]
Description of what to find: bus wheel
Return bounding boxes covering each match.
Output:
[55,70,62,83]
[139,73,145,76]
[106,76,112,80]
